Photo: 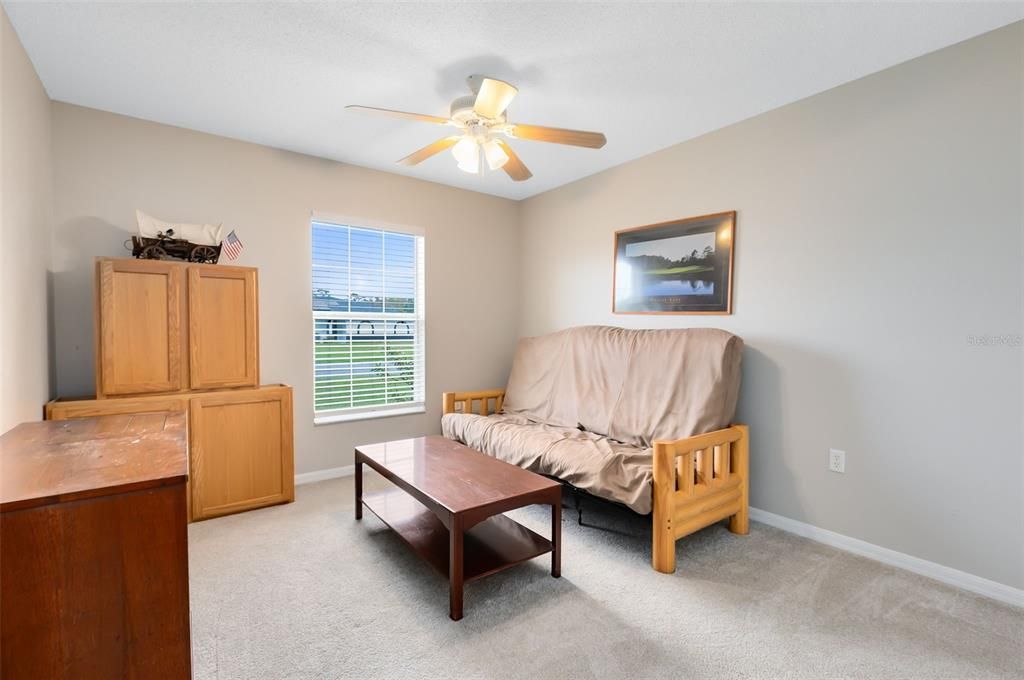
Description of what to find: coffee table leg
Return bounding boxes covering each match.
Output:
[354,455,363,520]
[449,514,464,621]
[551,492,561,578]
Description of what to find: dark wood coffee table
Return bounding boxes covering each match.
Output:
[355,435,561,620]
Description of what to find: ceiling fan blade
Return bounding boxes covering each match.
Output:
[495,140,532,181]
[473,78,518,119]
[508,123,607,149]
[397,136,462,166]
[346,105,451,126]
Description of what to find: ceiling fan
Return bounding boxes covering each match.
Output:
[346,75,607,182]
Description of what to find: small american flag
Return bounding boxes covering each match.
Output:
[222,230,244,260]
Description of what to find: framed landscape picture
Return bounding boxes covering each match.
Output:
[613,211,736,314]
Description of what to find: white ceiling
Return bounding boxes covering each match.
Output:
[6,2,1022,200]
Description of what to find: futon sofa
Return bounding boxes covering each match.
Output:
[442,325,749,573]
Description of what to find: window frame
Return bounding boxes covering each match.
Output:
[310,213,426,425]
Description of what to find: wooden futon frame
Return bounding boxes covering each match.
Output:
[442,389,749,574]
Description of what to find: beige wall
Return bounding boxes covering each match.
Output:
[25,17,1024,591]
[518,23,1023,588]
[50,103,520,474]
[0,6,52,431]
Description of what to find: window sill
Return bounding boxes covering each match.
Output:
[314,404,426,425]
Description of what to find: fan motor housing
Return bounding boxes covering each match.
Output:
[449,95,477,123]
[450,95,505,126]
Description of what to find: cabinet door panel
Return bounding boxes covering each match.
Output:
[188,267,258,389]
[190,387,293,520]
[98,259,183,396]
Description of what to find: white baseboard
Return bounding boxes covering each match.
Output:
[749,507,1023,609]
[295,465,354,486]
[286,470,1021,607]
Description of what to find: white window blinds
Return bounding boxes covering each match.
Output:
[312,220,424,421]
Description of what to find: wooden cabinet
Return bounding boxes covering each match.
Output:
[56,258,292,522]
[0,414,191,679]
[46,385,294,522]
[96,259,184,396]
[46,393,197,520]
[94,257,259,398]
[46,393,190,421]
[190,386,294,520]
[188,266,258,389]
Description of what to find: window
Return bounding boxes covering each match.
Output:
[312,218,424,423]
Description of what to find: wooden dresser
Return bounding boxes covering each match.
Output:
[0,413,191,679]
[45,257,294,521]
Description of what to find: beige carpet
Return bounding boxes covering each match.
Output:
[188,475,1023,679]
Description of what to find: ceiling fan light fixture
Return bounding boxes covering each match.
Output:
[452,136,480,174]
[482,138,509,170]
[350,74,606,183]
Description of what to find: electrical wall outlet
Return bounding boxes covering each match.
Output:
[829,448,846,473]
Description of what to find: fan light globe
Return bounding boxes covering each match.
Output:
[482,139,509,170]
[452,137,480,174]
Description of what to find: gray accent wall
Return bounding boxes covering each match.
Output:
[517,23,1023,589]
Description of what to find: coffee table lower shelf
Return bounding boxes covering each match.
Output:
[361,489,552,582]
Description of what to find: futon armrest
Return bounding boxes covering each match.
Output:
[441,389,506,416]
[652,425,749,490]
[651,424,751,573]
[652,425,745,456]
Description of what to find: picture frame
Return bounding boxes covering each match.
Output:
[613,211,736,315]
